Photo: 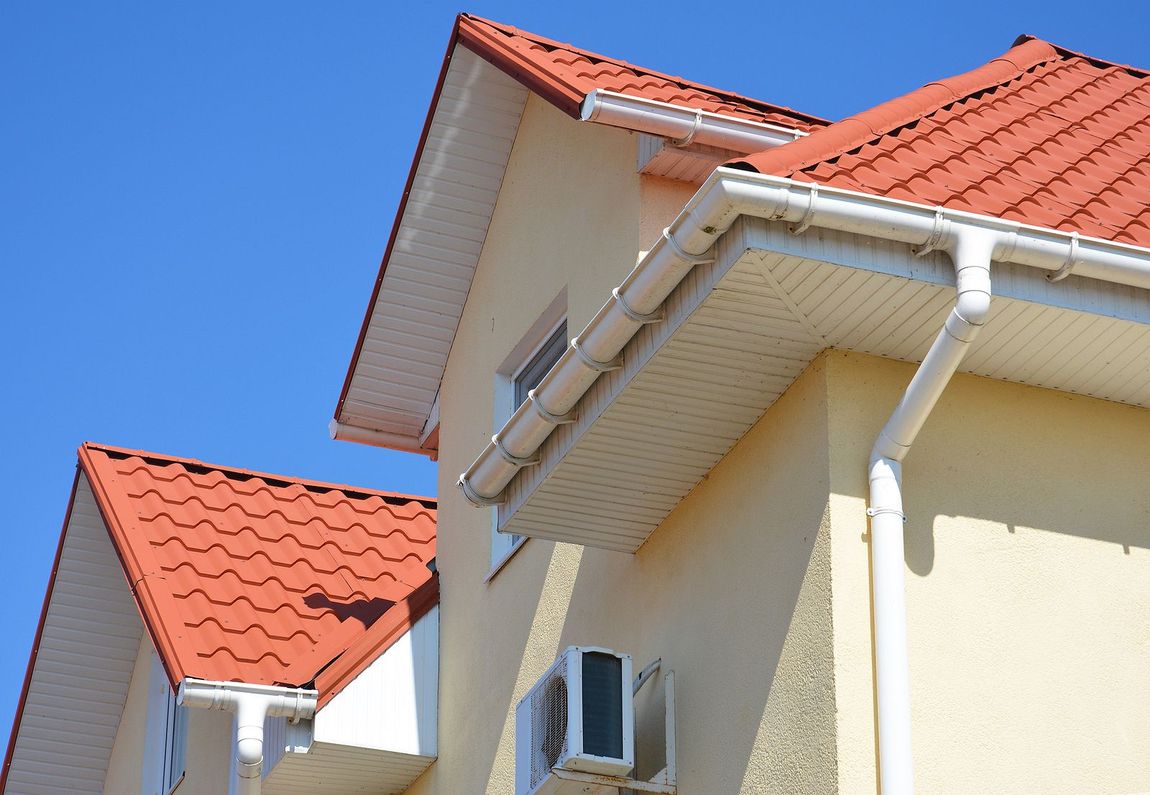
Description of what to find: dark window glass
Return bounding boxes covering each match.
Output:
[581,652,623,759]
[514,323,567,409]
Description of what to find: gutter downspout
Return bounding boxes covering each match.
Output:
[867,228,995,794]
[178,678,318,795]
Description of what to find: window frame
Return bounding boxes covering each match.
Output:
[143,647,189,795]
[489,292,567,576]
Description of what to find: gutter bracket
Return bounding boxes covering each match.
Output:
[459,475,505,508]
[493,434,540,467]
[614,287,665,324]
[867,506,908,523]
[528,390,578,425]
[572,336,623,372]
[662,227,715,265]
[913,207,947,257]
[1046,231,1081,282]
[789,183,818,235]
[669,108,704,147]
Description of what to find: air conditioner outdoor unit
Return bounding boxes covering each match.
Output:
[515,646,634,795]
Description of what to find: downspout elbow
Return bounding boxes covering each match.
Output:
[951,228,995,329]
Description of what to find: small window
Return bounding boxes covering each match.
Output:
[513,321,567,410]
[146,650,189,794]
[162,685,188,792]
[491,303,568,575]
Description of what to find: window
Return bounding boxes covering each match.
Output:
[162,684,188,792]
[490,294,568,575]
[146,649,188,795]
[513,321,567,410]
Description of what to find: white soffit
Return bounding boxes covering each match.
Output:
[501,217,1150,552]
[336,46,530,444]
[4,476,143,794]
[637,132,741,185]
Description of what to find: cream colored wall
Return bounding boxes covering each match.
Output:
[102,636,232,795]
[178,701,233,795]
[824,350,1150,794]
[421,92,839,794]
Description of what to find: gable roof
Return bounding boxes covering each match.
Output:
[733,37,1150,248]
[3,444,436,791]
[76,443,437,691]
[332,13,827,456]
[455,13,827,131]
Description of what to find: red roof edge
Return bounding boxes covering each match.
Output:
[458,14,830,127]
[313,573,440,708]
[332,15,465,441]
[730,37,1061,176]
[456,15,583,118]
[1,468,82,794]
[82,441,435,508]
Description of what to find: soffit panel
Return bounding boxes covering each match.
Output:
[4,477,142,794]
[337,47,529,440]
[502,218,1150,552]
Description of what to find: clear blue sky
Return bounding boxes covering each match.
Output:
[1,0,1145,756]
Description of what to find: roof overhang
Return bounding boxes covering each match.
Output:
[332,22,811,456]
[2,474,145,793]
[475,170,1150,552]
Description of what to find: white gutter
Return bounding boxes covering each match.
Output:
[178,678,318,795]
[456,166,1150,791]
[580,90,804,152]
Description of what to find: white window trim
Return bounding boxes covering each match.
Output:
[488,290,567,576]
[141,647,188,795]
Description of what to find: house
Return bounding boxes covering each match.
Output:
[335,13,1150,795]
[1,443,438,794]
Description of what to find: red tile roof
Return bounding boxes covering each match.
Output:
[78,442,437,694]
[733,37,1150,248]
[457,14,828,131]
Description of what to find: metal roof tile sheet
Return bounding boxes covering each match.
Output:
[733,37,1150,248]
[77,443,437,692]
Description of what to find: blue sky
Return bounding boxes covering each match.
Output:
[1,0,1145,758]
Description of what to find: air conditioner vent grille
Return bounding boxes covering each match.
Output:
[529,654,568,788]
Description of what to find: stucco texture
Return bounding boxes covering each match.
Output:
[422,93,839,794]
[824,350,1150,794]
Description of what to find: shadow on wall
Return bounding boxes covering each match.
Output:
[895,385,1150,578]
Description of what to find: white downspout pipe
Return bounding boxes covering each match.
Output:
[178,679,318,795]
[867,228,995,794]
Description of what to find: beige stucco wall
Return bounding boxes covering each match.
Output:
[824,350,1150,794]
[414,92,839,794]
[102,635,232,795]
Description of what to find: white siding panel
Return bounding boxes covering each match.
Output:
[5,477,143,794]
[339,48,530,442]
